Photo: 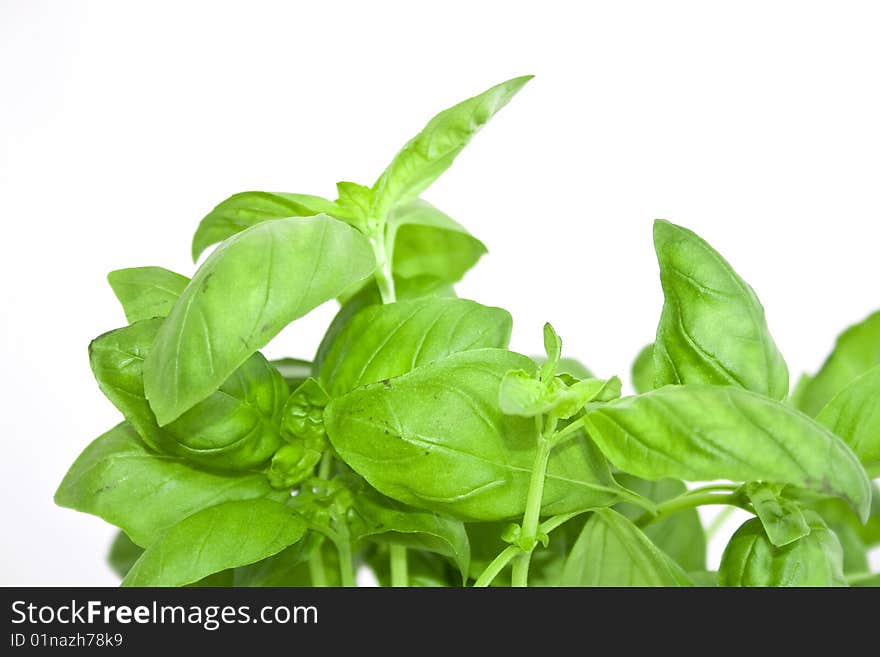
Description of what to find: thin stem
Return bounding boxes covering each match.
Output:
[390,544,408,587]
[473,545,521,588]
[336,538,356,588]
[308,541,328,587]
[318,451,333,480]
[511,435,553,587]
[846,571,879,586]
[371,233,396,304]
[636,492,743,529]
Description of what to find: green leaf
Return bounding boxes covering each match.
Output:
[718,513,846,586]
[107,531,143,579]
[145,214,376,425]
[333,181,373,233]
[560,509,692,586]
[615,475,706,572]
[122,499,307,587]
[234,535,339,587]
[742,482,811,547]
[54,423,285,547]
[584,384,871,521]
[107,267,190,324]
[268,378,329,489]
[796,310,880,417]
[191,191,339,261]
[631,343,655,394]
[370,75,532,219]
[816,364,880,467]
[652,220,789,400]
[90,319,288,470]
[318,297,511,397]
[499,370,621,420]
[387,200,487,283]
[325,349,626,521]
[349,489,471,581]
[269,357,312,389]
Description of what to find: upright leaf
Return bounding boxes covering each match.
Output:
[652,220,789,399]
[107,267,190,324]
[122,499,307,587]
[318,297,511,396]
[560,509,692,586]
[54,423,285,546]
[584,385,871,520]
[718,513,846,586]
[325,349,626,521]
[90,319,288,469]
[191,191,338,261]
[349,489,471,581]
[795,310,880,416]
[816,364,880,466]
[615,475,706,571]
[145,214,375,425]
[371,76,532,219]
[387,200,486,283]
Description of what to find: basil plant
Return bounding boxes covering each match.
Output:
[56,76,879,587]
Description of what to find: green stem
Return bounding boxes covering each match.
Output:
[336,538,356,587]
[511,434,553,587]
[308,540,328,587]
[846,571,879,586]
[636,492,742,529]
[371,233,396,304]
[473,545,521,588]
[318,451,333,480]
[390,544,408,587]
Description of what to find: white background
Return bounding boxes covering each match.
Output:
[2,0,878,585]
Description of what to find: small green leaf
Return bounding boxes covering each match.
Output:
[107,267,190,324]
[631,343,655,394]
[718,513,846,586]
[268,377,330,489]
[816,363,880,467]
[333,181,373,233]
[90,319,288,470]
[122,499,307,587]
[584,384,871,521]
[652,220,789,399]
[560,509,692,586]
[541,323,562,380]
[325,349,626,521]
[371,75,532,219]
[795,310,880,416]
[387,200,487,283]
[107,531,143,579]
[499,370,620,420]
[615,475,706,572]
[191,191,339,261]
[54,423,285,547]
[742,482,811,547]
[145,214,375,425]
[318,297,511,397]
[350,489,471,581]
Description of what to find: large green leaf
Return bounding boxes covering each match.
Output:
[54,423,285,547]
[144,214,375,425]
[652,221,789,400]
[796,310,880,417]
[191,191,338,261]
[387,200,486,283]
[325,349,626,521]
[816,364,880,467]
[318,297,511,396]
[718,513,846,586]
[560,509,692,586]
[349,489,471,581]
[122,499,307,587]
[370,76,532,219]
[107,266,190,324]
[90,319,287,470]
[584,385,871,520]
[615,475,706,572]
